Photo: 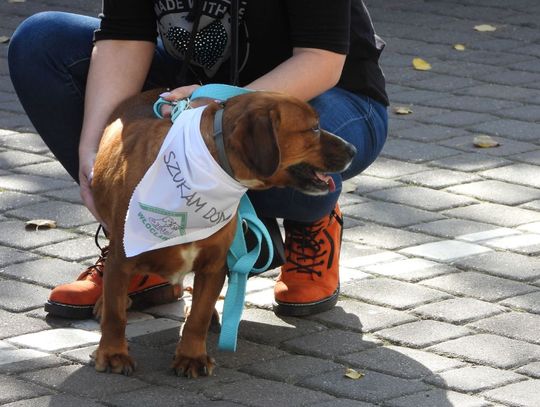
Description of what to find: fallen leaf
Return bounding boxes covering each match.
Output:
[473,135,500,148]
[345,368,365,380]
[393,106,413,115]
[0,36,10,44]
[25,219,57,231]
[412,57,431,71]
[453,44,466,51]
[474,24,496,32]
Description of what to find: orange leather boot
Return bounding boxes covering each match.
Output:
[274,204,343,316]
[44,231,182,319]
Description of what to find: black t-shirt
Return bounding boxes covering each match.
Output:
[94,0,388,106]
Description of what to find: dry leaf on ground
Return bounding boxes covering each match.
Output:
[0,36,10,44]
[393,106,413,115]
[474,24,496,32]
[473,135,500,148]
[25,219,57,230]
[345,368,365,380]
[412,57,431,71]
[453,44,466,51]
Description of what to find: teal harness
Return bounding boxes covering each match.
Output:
[153,84,274,351]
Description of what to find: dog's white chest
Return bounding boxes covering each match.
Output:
[168,244,201,286]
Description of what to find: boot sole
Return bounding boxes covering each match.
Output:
[272,286,340,317]
[44,283,181,319]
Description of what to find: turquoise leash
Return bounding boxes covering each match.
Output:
[152,84,273,352]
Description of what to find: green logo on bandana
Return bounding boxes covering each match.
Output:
[137,202,187,240]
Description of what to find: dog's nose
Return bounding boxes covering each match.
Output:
[346,143,357,160]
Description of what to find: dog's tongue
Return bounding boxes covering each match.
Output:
[316,172,336,192]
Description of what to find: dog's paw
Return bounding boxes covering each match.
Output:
[172,354,215,378]
[93,348,137,376]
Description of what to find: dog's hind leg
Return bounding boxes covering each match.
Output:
[94,246,137,376]
[173,264,227,378]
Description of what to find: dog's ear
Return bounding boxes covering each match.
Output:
[241,108,281,178]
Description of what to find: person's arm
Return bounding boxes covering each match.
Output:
[246,47,346,102]
[79,39,155,225]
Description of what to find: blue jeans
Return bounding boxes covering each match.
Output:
[9,11,387,223]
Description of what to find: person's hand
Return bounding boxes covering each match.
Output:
[79,150,108,230]
[158,84,201,117]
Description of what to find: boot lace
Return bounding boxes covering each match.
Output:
[285,220,327,277]
[81,225,108,278]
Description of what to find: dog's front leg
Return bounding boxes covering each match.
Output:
[173,265,227,378]
[94,250,136,375]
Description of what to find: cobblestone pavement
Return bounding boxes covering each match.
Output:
[1,0,540,406]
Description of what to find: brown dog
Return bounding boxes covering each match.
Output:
[91,89,356,378]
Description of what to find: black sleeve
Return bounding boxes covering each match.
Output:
[94,0,157,43]
[285,0,350,54]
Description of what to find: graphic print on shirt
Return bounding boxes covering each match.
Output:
[154,0,247,78]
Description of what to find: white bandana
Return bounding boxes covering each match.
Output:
[124,106,247,257]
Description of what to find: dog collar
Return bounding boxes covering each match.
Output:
[212,108,235,179]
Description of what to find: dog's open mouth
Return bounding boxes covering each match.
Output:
[288,163,335,194]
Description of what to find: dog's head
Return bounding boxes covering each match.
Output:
[220,92,356,195]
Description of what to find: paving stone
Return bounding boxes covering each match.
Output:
[453,252,540,282]
[1,258,83,288]
[281,329,380,359]
[0,173,74,193]
[125,318,181,340]
[393,123,468,142]
[362,158,428,179]
[510,149,540,165]
[385,389,491,407]
[399,240,492,262]
[407,218,507,240]
[420,111,496,128]
[469,312,540,344]
[482,233,540,255]
[0,246,39,266]
[456,228,521,243]
[339,242,401,268]
[381,138,460,163]
[423,95,522,114]
[351,174,403,194]
[411,76,483,94]
[13,160,73,181]
[521,199,540,211]
[500,291,540,314]
[470,119,540,142]
[516,361,540,379]
[413,298,506,324]
[398,169,481,189]
[481,163,540,189]
[0,220,79,250]
[446,180,540,205]
[457,83,540,102]
[363,258,456,282]
[518,221,540,234]
[443,203,540,227]
[204,377,334,407]
[425,365,526,393]
[0,190,46,211]
[7,328,101,352]
[6,200,95,228]
[421,272,537,301]
[240,354,342,384]
[19,364,151,399]
[312,400,375,407]
[483,379,540,407]
[0,279,52,312]
[0,309,52,340]
[1,395,105,407]
[238,308,326,346]
[339,345,464,380]
[428,334,540,369]
[501,105,540,122]
[309,298,417,333]
[0,132,50,154]
[440,135,538,157]
[345,223,436,250]
[342,278,450,310]
[343,201,444,228]
[429,152,511,172]
[35,237,102,262]
[299,369,430,404]
[367,186,477,211]
[375,320,472,348]
[0,348,66,374]
[0,150,50,170]
[0,375,52,404]
[100,385,207,407]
